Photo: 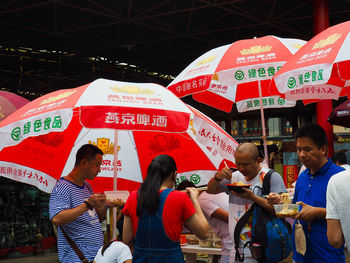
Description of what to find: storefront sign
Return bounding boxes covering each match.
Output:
[283,165,298,188]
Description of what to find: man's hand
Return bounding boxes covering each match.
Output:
[267,193,282,205]
[295,201,321,222]
[214,167,232,182]
[105,198,124,208]
[230,188,254,201]
[88,193,106,209]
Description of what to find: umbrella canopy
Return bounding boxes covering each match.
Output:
[271,20,350,101]
[168,36,305,113]
[0,78,239,193]
[328,100,350,128]
[168,36,305,166]
[0,91,30,122]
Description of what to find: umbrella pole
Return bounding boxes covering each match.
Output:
[112,130,119,240]
[258,80,269,168]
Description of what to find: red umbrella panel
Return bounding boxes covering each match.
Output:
[272,20,350,101]
[0,91,30,122]
[169,36,305,167]
[168,36,306,113]
[0,79,239,193]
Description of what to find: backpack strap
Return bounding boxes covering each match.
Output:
[233,203,256,262]
[261,169,274,196]
[234,169,274,262]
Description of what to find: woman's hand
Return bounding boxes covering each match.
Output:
[186,187,199,200]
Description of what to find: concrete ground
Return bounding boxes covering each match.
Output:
[0,251,59,263]
[1,250,350,263]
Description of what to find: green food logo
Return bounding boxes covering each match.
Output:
[287,77,296,89]
[277,98,285,105]
[190,174,201,184]
[11,127,21,141]
[235,70,245,81]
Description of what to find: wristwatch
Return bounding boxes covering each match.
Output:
[83,199,93,210]
[214,173,222,182]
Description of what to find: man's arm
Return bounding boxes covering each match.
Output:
[211,208,228,223]
[207,167,232,194]
[207,177,224,194]
[51,203,90,226]
[234,189,275,214]
[327,219,345,249]
[295,201,326,221]
[253,194,276,214]
[326,176,344,248]
[51,193,106,226]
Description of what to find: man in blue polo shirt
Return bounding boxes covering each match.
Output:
[292,123,345,262]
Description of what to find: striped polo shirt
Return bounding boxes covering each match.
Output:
[49,178,104,263]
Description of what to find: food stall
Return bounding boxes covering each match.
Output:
[181,231,222,263]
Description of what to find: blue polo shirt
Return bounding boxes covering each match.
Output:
[292,159,345,263]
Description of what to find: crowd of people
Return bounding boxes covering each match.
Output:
[48,122,350,263]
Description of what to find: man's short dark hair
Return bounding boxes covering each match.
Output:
[332,151,347,165]
[294,123,328,148]
[75,144,103,166]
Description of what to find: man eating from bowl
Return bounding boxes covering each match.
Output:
[208,142,286,262]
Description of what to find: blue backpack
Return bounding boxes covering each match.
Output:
[233,170,292,263]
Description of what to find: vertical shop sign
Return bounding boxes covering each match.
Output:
[283,164,298,188]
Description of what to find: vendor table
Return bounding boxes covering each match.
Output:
[181,244,221,263]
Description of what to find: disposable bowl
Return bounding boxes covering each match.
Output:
[274,203,300,218]
[104,190,130,203]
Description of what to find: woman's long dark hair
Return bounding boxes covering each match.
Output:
[101,240,114,256]
[136,154,177,217]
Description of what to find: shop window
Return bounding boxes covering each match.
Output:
[281,118,293,135]
[298,115,315,127]
[268,117,281,137]
[231,120,239,137]
[242,119,266,137]
[216,121,225,130]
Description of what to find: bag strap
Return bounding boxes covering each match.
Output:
[60,226,89,263]
[233,169,274,261]
[262,169,274,195]
[233,203,256,262]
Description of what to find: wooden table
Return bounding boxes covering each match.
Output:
[181,244,221,263]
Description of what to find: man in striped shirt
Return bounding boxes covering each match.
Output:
[49,144,113,263]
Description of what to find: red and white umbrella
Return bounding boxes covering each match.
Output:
[271,20,350,101]
[168,36,305,113]
[168,36,306,165]
[0,78,239,194]
[0,91,30,122]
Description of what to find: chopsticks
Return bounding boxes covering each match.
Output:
[180,186,207,192]
[225,161,238,172]
[224,161,229,168]
[196,186,208,191]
